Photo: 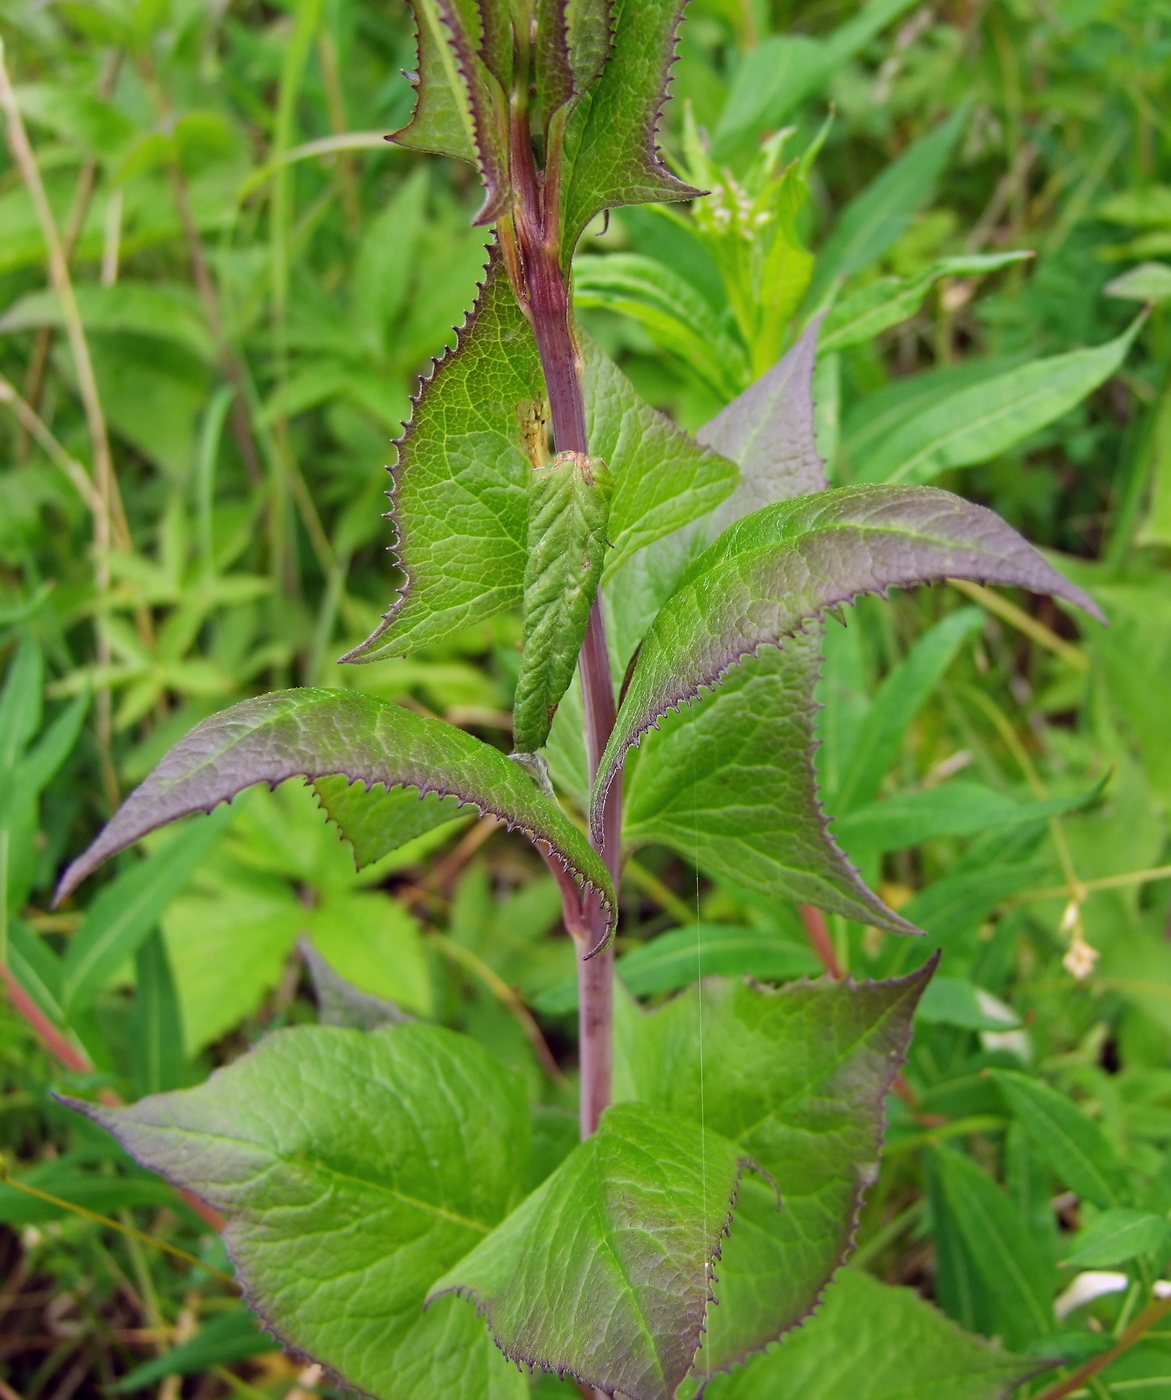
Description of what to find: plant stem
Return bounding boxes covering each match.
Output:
[1033,1293,1171,1400]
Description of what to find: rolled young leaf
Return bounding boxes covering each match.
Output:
[514,451,612,753]
[55,689,615,950]
[66,1024,532,1400]
[430,1101,755,1400]
[592,484,1104,842]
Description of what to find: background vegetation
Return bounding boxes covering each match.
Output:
[1,0,1170,1397]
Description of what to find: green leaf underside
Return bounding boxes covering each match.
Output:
[704,1267,1039,1400]
[625,632,916,934]
[593,484,1103,843]
[68,1024,531,1400]
[344,259,734,664]
[560,0,699,256]
[55,690,615,947]
[514,453,612,753]
[617,965,934,1380]
[431,1101,750,1400]
[312,775,467,869]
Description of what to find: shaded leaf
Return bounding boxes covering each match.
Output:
[704,1267,1039,1400]
[593,484,1103,842]
[432,1101,749,1400]
[131,928,187,1096]
[535,0,612,126]
[56,690,615,950]
[618,964,934,1379]
[301,938,410,1031]
[991,1070,1128,1210]
[109,1310,276,1392]
[68,1024,530,1400]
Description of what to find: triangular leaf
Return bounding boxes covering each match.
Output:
[66,1024,530,1400]
[617,965,935,1379]
[431,1101,751,1400]
[560,0,700,256]
[55,690,615,949]
[593,484,1104,840]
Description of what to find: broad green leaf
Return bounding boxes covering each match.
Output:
[312,776,468,869]
[594,484,1103,844]
[70,1023,531,1400]
[927,1147,1054,1349]
[710,0,916,159]
[624,635,918,934]
[61,808,232,1015]
[856,319,1142,485]
[915,976,1020,1031]
[584,339,738,578]
[533,923,822,1013]
[342,257,544,663]
[1063,1209,1171,1268]
[832,781,1098,857]
[514,452,612,753]
[704,1267,1039,1400]
[560,0,700,256]
[55,690,615,949]
[431,1101,749,1400]
[617,965,933,1378]
[810,106,967,300]
[109,1311,276,1393]
[991,1070,1128,1210]
[573,253,749,399]
[832,607,985,814]
[819,252,1031,354]
[131,929,187,1096]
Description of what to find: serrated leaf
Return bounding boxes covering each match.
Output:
[593,484,1104,841]
[624,634,917,934]
[395,0,510,224]
[536,0,612,128]
[312,776,468,869]
[704,1267,1040,1400]
[344,264,733,663]
[55,690,615,949]
[618,965,934,1379]
[927,1147,1055,1349]
[342,256,544,663]
[991,1070,1128,1210]
[855,319,1142,486]
[1063,1209,1171,1268]
[514,452,612,753]
[560,0,699,255]
[431,1101,750,1400]
[68,1024,530,1400]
